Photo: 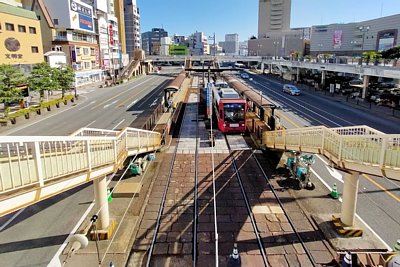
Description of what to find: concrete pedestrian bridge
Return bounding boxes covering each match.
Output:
[0,127,161,217]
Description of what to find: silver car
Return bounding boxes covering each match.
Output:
[283,84,301,95]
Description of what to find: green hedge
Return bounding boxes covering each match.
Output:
[4,96,76,120]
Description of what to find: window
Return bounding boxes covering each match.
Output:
[37,15,41,20]
[76,47,81,55]
[53,19,59,25]
[84,62,90,69]
[83,48,89,55]
[29,27,36,34]
[18,25,26,32]
[31,46,39,53]
[90,48,95,55]
[6,23,15,31]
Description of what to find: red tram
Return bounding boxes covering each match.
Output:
[212,84,247,134]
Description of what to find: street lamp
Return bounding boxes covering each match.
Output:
[359,25,370,53]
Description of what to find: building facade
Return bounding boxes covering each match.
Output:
[113,0,126,54]
[42,0,103,86]
[160,36,171,56]
[0,2,44,68]
[224,33,239,55]
[310,14,400,56]
[258,0,291,38]
[188,31,208,55]
[141,28,168,55]
[124,0,140,59]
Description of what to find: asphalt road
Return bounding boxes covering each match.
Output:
[0,69,178,267]
[240,71,400,250]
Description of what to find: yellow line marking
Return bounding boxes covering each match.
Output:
[362,174,400,203]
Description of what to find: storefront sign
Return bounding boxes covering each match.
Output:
[79,14,93,31]
[109,24,114,46]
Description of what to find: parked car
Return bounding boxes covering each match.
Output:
[283,84,301,95]
[240,72,249,79]
[349,79,363,86]
[340,88,355,95]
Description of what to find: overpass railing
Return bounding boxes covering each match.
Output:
[264,125,400,180]
[0,127,161,195]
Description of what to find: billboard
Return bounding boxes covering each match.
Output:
[333,30,343,49]
[69,0,94,32]
[377,30,398,52]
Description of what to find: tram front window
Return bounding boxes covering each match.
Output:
[224,104,245,123]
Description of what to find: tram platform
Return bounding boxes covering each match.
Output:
[62,74,392,267]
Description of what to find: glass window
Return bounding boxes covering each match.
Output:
[90,48,95,55]
[6,23,15,31]
[84,62,91,69]
[29,27,36,34]
[223,104,245,123]
[18,25,26,32]
[83,48,89,55]
[53,19,59,25]
[31,46,39,53]
[76,47,81,55]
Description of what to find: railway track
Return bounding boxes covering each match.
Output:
[133,76,332,266]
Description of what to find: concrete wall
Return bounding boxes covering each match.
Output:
[311,14,400,56]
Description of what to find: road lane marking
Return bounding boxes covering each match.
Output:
[362,174,400,203]
[48,202,95,267]
[90,77,155,111]
[127,99,138,109]
[0,208,25,232]
[84,120,96,128]
[78,100,96,111]
[310,168,392,251]
[112,119,125,130]
[103,100,118,109]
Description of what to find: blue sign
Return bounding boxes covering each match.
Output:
[79,14,93,31]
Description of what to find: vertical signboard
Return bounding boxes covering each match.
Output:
[206,83,212,119]
[333,30,343,49]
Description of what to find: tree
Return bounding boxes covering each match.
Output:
[0,64,26,116]
[362,51,381,65]
[53,64,74,97]
[28,62,57,102]
[380,46,400,66]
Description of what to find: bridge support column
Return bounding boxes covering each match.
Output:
[296,67,300,82]
[261,62,265,74]
[269,64,272,74]
[341,172,359,226]
[362,75,369,99]
[94,175,110,230]
[321,70,326,88]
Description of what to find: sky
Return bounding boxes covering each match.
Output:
[137,0,400,42]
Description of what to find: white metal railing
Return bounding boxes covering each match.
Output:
[0,127,161,194]
[264,125,400,179]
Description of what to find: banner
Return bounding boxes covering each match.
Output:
[333,30,343,49]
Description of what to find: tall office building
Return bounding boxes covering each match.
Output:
[114,0,126,54]
[224,33,239,55]
[124,0,140,59]
[258,0,291,38]
[141,28,168,55]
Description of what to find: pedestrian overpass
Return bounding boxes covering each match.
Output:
[264,125,400,228]
[0,127,161,217]
[263,125,400,181]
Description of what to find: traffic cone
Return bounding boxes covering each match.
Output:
[227,243,241,267]
[341,251,352,267]
[330,183,339,199]
[107,188,113,202]
[394,239,400,252]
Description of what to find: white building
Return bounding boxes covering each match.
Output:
[189,31,208,55]
[43,0,103,86]
[160,36,172,56]
[83,0,122,78]
[124,0,141,60]
[224,33,239,55]
[239,41,248,56]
